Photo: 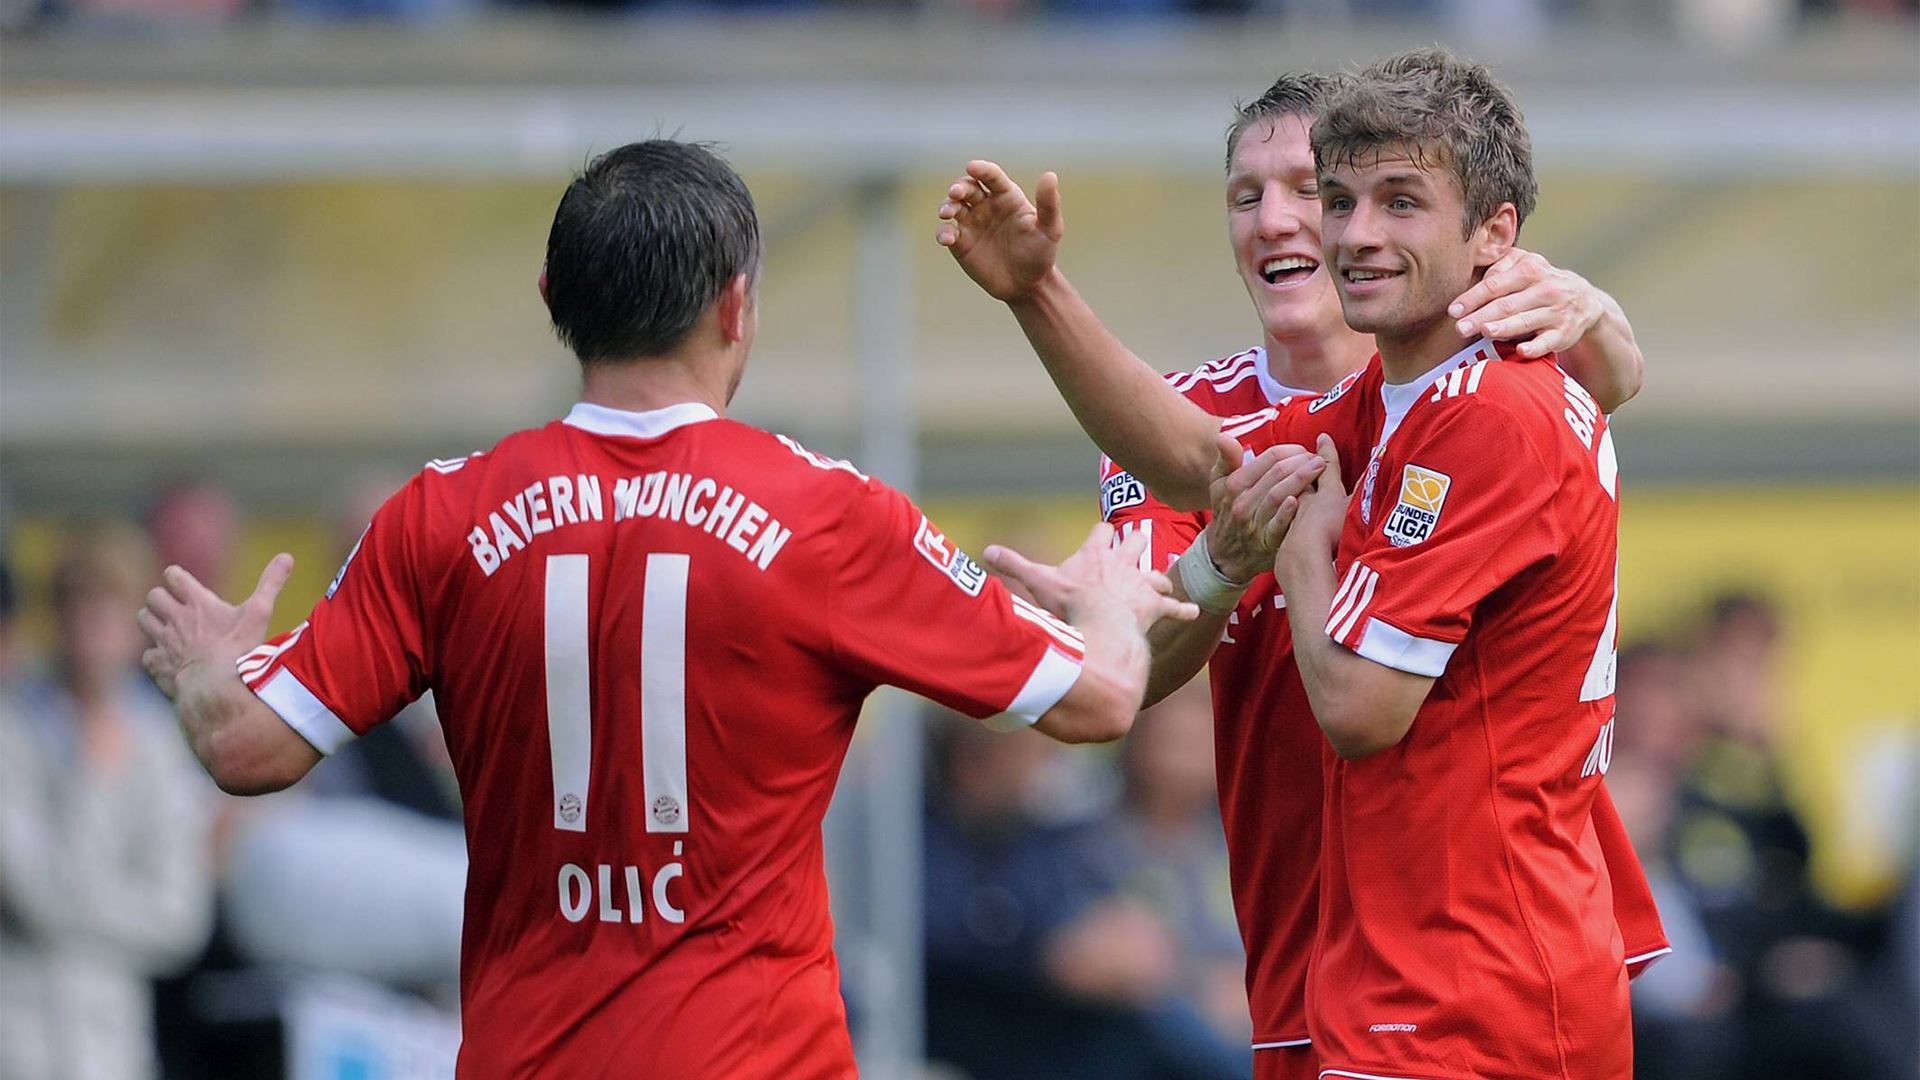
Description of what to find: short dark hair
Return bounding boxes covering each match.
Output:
[1224,72,1339,172]
[1311,49,1537,237]
[544,140,761,365]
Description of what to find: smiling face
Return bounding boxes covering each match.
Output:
[1226,114,1351,349]
[1319,144,1513,352]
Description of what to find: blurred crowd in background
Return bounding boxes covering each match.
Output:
[1,488,1914,1080]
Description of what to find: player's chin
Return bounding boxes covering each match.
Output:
[1336,295,1392,335]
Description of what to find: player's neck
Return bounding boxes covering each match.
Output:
[1376,311,1470,385]
[578,352,735,417]
[1263,326,1375,393]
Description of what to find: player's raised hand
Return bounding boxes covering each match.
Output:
[137,553,294,700]
[1206,434,1325,582]
[1278,434,1349,565]
[1448,248,1604,359]
[935,160,1064,303]
[984,522,1198,635]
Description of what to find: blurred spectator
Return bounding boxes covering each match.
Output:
[1652,592,1911,1079]
[0,521,215,1080]
[922,708,1247,1080]
[153,478,465,1080]
[1106,679,1250,1047]
[146,482,241,600]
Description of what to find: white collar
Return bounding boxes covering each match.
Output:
[1379,337,1498,419]
[1248,347,1322,406]
[563,400,719,440]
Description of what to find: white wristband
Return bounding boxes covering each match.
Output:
[1177,528,1250,615]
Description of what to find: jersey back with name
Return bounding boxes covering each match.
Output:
[239,405,1085,1080]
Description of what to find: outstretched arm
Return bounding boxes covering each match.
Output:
[938,161,1218,511]
[986,525,1199,744]
[1449,249,1644,413]
[138,555,321,795]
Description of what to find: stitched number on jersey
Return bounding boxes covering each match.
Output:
[545,552,691,834]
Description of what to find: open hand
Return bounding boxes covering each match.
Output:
[1449,248,1604,359]
[935,160,1064,303]
[137,554,293,700]
[983,523,1197,634]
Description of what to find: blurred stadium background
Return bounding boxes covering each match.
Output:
[1,4,1916,1079]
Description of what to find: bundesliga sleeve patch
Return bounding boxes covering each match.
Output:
[1383,464,1452,548]
[1101,469,1147,520]
[913,515,988,596]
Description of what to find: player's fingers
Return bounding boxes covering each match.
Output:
[1232,453,1295,520]
[1270,454,1326,502]
[243,553,295,617]
[135,606,175,648]
[982,543,1051,593]
[1156,596,1202,624]
[145,585,184,622]
[1516,326,1576,358]
[1212,433,1243,482]
[937,200,959,221]
[965,160,1015,198]
[1480,304,1557,342]
[936,224,958,248]
[1142,568,1177,597]
[1036,171,1063,239]
[1112,526,1151,568]
[1314,433,1345,491]
[1447,269,1507,323]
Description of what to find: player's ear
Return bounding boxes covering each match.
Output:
[717,274,752,345]
[538,265,551,312]
[1471,202,1519,270]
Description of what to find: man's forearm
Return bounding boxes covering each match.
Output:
[1274,545,1349,734]
[1275,544,1434,760]
[173,662,318,796]
[1008,269,1218,511]
[1142,563,1231,706]
[1560,288,1643,414]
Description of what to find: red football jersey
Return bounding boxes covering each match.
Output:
[1100,347,1376,1055]
[1304,340,1631,1080]
[239,401,1086,1080]
[1110,345,1667,1073]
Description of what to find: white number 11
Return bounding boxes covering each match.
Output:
[544,552,690,835]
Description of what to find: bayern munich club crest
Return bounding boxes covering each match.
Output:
[558,793,582,825]
[652,796,682,828]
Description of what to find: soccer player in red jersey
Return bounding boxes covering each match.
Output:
[134,140,1197,1080]
[1264,52,1636,1079]
[938,75,1666,1080]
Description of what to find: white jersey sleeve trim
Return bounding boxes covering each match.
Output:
[1353,617,1458,678]
[1251,1037,1311,1050]
[986,646,1083,730]
[1625,946,1674,973]
[252,667,359,756]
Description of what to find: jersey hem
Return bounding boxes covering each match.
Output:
[990,646,1083,728]
[252,667,359,755]
[1319,1067,1453,1080]
[1352,617,1458,678]
[1625,945,1674,974]
[1253,1036,1312,1050]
